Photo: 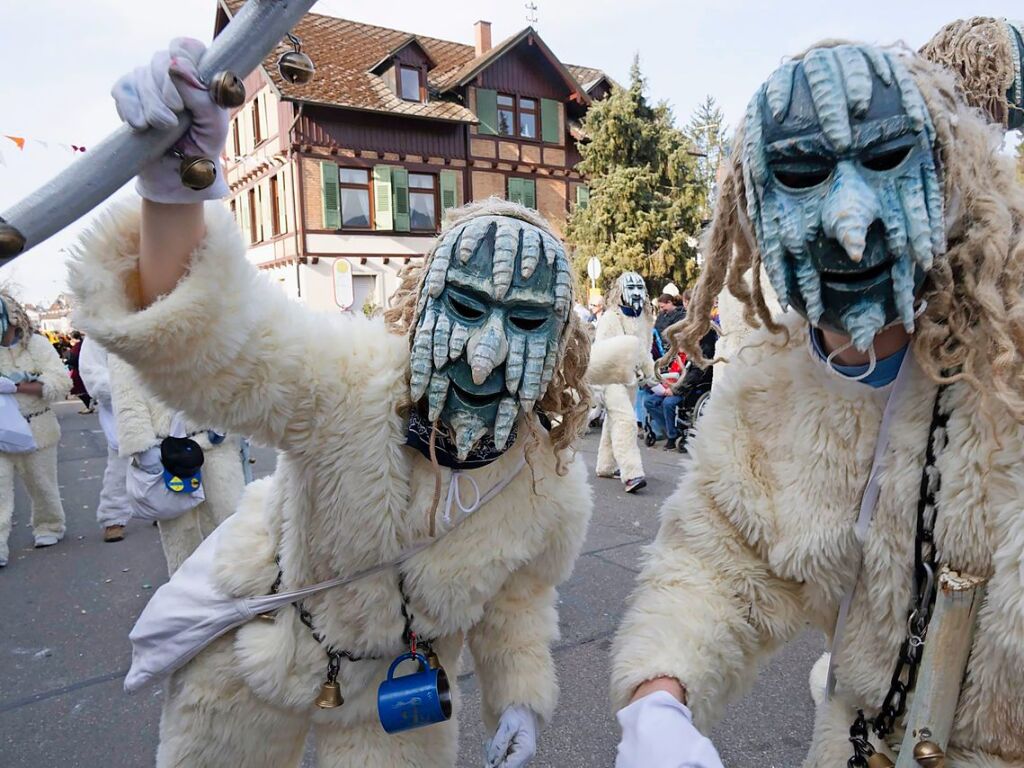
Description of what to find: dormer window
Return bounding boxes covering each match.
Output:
[400,66,422,102]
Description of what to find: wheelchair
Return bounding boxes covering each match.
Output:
[671,381,712,453]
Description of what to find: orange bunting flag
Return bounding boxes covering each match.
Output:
[4,135,25,150]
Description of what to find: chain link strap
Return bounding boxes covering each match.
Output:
[848,386,948,767]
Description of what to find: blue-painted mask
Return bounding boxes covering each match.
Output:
[742,45,946,350]
[1004,19,1024,130]
[617,272,648,316]
[409,215,573,460]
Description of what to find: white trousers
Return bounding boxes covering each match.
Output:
[0,446,65,561]
[96,444,131,528]
[596,383,644,482]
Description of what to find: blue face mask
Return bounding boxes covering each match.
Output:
[1005,19,1024,130]
[742,45,946,352]
[409,215,573,460]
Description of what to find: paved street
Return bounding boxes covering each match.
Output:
[1,403,822,767]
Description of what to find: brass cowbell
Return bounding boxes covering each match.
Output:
[912,740,945,768]
[315,680,344,709]
[866,753,895,768]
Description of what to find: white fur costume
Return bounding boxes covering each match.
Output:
[107,354,245,574]
[69,200,592,768]
[593,308,653,482]
[0,332,71,562]
[611,317,1024,766]
[78,336,132,530]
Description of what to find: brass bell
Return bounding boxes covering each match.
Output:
[208,70,246,109]
[912,740,945,768]
[427,651,440,669]
[866,753,895,768]
[278,33,315,85]
[178,156,217,191]
[315,680,344,709]
[0,218,26,258]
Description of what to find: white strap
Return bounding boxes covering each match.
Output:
[168,411,188,439]
[243,453,529,618]
[826,353,915,698]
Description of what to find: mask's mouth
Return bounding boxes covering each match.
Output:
[820,258,891,287]
[812,222,893,291]
[450,381,503,407]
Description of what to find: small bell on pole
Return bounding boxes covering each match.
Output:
[178,156,217,191]
[912,740,945,768]
[208,71,246,109]
[278,33,315,85]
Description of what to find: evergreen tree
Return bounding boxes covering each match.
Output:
[565,57,705,291]
[685,95,729,216]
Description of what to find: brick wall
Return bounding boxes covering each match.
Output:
[302,156,324,230]
[537,177,567,234]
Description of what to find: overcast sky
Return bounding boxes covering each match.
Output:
[0,0,1015,304]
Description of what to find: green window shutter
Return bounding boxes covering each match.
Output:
[392,168,410,232]
[540,98,560,143]
[321,161,340,230]
[522,179,537,209]
[440,170,459,217]
[373,165,393,230]
[575,184,590,210]
[476,88,498,135]
[507,177,522,205]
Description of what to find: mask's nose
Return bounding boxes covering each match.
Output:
[465,314,509,385]
[821,161,882,264]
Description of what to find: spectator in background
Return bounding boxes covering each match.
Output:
[644,350,686,449]
[654,294,686,335]
[67,331,93,414]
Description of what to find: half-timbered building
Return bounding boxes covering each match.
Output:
[216,0,612,313]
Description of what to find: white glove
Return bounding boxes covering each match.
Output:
[0,377,18,394]
[111,38,229,203]
[485,705,538,768]
[615,691,724,768]
[133,446,163,475]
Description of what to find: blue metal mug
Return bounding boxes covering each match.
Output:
[377,652,452,734]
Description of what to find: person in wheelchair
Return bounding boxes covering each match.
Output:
[646,325,717,452]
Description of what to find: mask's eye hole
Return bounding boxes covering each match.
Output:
[862,145,912,172]
[509,315,547,331]
[449,296,485,321]
[772,167,831,189]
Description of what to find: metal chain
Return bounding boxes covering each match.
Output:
[263,558,437,683]
[847,385,948,767]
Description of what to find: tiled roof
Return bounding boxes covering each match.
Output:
[566,65,611,93]
[218,1,607,122]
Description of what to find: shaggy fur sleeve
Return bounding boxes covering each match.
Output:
[610,383,807,731]
[68,198,348,451]
[467,458,592,731]
[28,333,72,403]
[108,354,160,457]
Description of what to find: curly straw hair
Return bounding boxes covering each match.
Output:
[921,17,1019,127]
[665,44,1024,421]
[0,287,36,348]
[384,198,592,471]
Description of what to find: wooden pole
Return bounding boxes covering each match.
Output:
[895,567,987,767]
